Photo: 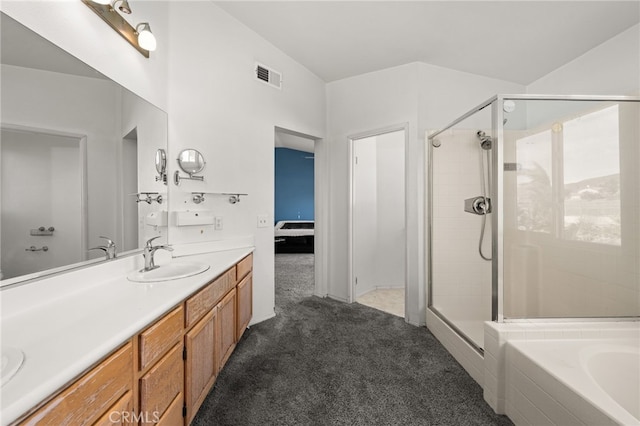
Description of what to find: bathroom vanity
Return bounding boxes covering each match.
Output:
[1,248,253,426]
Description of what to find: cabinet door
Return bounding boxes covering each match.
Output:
[139,343,183,425]
[184,309,217,424]
[236,272,252,340]
[216,288,236,370]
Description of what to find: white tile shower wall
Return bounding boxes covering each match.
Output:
[431,130,492,345]
[483,321,640,416]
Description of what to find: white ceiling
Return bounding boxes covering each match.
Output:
[215,1,640,84]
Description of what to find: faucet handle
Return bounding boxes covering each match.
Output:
[99,236,116,247]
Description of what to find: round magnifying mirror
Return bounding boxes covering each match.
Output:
[155,149,167,174]
[177,149,205,175]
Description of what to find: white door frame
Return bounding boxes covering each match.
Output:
[273,126,325,299]
[348,123,409,310]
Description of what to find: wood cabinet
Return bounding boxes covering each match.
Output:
[93,391,133,426]
[139,306,184,371]
[236,253,252,283]
[185,267,235,329]
[19,341,133,426]
[16,253,253,426]
[216,288,237,370]
[139,343,183,424]
[184,309,217,424]
[236,272,253,340]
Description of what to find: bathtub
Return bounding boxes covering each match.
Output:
[505,338,640,425]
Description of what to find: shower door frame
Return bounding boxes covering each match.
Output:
[427,94,640,351]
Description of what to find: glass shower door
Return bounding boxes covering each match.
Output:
[430,119,493,350]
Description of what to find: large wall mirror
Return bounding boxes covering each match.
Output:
[0,12,168,286]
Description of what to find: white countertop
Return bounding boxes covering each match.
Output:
[0,245,253,425]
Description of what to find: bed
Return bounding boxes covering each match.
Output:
[274,221,314,253]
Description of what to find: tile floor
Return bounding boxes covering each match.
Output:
[357,288,405,318]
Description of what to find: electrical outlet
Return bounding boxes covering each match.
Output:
[214,216,223,230]
[257,215,270,228]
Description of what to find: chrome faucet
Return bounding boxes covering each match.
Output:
[89,236,117,260]
[141,236,173,272]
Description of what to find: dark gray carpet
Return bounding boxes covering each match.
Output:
[192,253,512,426]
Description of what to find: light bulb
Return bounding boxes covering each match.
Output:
[136,23,156,51]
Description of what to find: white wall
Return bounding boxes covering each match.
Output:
[166,2,326,324]
[326,63,419,320]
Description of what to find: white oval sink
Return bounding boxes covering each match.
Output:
[127,262,210,283]
[1,347,25,387]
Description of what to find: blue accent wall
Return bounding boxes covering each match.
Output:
[275,148,314,223]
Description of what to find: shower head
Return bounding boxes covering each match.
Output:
[476,130,492,150]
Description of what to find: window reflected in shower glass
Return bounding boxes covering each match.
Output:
[562,105,620,245]
[516,130,553,233]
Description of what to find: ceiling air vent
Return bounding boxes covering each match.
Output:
[255,63,282,90]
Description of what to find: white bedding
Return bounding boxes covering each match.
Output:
[274,221,314,237]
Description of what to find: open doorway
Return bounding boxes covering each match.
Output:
[273,128,317,312]
[350,126,406,318]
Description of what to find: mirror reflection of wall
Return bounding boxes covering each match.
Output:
[0,12,168,284]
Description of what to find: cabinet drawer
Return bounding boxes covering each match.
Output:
[139,343,183,421]
[185,267,235,328]
[20,342,132,426]
[236,253,253,281]
[139,305,183,371]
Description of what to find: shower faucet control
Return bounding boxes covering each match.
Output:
[464,196,492,215]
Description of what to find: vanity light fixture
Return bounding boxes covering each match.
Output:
[91,0,131,14]
[114,0,131,14]
[135,23,156,52]
[82,0,156,58]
